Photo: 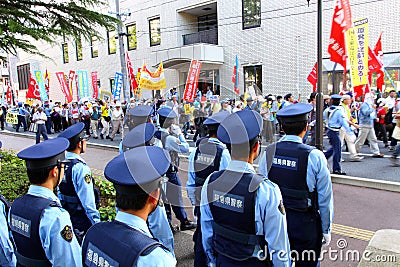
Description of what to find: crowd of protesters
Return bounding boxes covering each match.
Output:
[1,86,400,167]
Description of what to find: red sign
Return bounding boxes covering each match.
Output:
[26,73,41,100]
[327,0,353,70]
[307,62,318,92]
[183,60,202,102]
[91,72,99,99]
[56,72,73,103]
[126,52,138,95]
[6,85,12,104]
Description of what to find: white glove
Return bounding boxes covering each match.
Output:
[170,124,182,136]
[322,233,331,247]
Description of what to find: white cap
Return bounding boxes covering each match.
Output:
[115,101,121,107]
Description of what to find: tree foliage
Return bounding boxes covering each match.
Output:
[0,0,119,56]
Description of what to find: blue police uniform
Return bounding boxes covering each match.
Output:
[0,194,16,267]
[119,123,174,254]
[187,111,231,267]
[16,103,28,132]
[57,123,100,241]
[259,103,334,267]
[82,146,176,267]
[200,110,291,267]
[156,108,194,229]
[323,95,354,174]
[10,138,82,267]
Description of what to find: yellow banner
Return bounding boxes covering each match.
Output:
[139,62,167,91]
[184,104,191,114]
[6,112,18,124]
[346,18,369,87]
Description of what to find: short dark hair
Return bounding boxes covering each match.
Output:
[66,135,81,151]
[281,120,307,136]
[331,98,341,106]
[115,188,150,211]
[27,166,56,184]
[230,136,259,159]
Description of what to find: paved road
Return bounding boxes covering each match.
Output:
[1,133,400,266]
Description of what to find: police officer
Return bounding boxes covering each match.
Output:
[125,104,153,131]
[82,146,176,267]
[1,140,16,267]
[119,105,153,153]
[120,122,174,254]
[16,102,28,132]
[157,107,196,231]
[201,110,291,267]
[10,138,82,266]
[0,141,16,267]
[57,122,100,243]
[259,103,334,267]
[323,94,356,175]
[187,111,231,267]
[0,191,15,267]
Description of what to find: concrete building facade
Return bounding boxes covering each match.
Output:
[12,0,400,102]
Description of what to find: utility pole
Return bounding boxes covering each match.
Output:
[315,0,324,151]
[115,0,130,101]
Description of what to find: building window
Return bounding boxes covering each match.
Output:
[76,38,83,61]
[242,0,261,29]
[149,17,161,46]
[198,14,217,32]
[91,36,99,58]
[244,65,262,94]
[109,78,115,92]
[17,63,30,91]
[126,24,137,51]
[62,43,69,63]
[108,30,117,54]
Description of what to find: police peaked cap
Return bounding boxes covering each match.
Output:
[17,138,70,170]
[276,103,313,122]
[217,110,263,144]
[104,146,171,194]
[122,123,156,151]
[157,107,177,119]
[129,105,152,118]
[204,111,231,126]
[57,122,85,140]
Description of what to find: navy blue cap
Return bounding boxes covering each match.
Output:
[246,97,253,102]
[157,107,177,119]
[17,138,70,170]
[104,146,171,193]
[217,110,263,144]
[129,105,152,117]
[330,94,342,100]
[204,111,231,125]
[58,122,85,139]
[122,123,156,151]
[0,141,2,148]
[276,103,313,122]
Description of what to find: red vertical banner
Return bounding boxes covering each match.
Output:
[373,33,384,91]
[126,52,138,96]
[26,73,41,100]
[307,62,318,92]
[183,60,202,102]
[327,0,353,70]
[56,72,73,103]
[6,84,12,104]
[68,70,76,100]
[91,72,99,99]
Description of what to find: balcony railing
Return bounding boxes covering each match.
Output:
[183,28,218,45]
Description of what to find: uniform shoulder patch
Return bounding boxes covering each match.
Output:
[84,173,92,184]
[61,225,74,242]
[278,200,286,215]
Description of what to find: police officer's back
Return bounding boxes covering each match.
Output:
[9,138,82,266]
[120,123,175,254]
[82,146,176,267]
[187,111,231,267]
[57,123,100,242]
[200,110,291,267]
[259,103,334,267]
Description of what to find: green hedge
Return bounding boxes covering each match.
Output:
[0,150,30,201]
[0,150,116,221]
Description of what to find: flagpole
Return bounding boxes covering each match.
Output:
[315,0,324,151]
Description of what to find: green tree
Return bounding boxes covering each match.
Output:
[0,0,119,56]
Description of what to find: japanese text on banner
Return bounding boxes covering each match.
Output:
[183,60,202,102]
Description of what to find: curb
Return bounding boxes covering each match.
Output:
[2,130,400,193]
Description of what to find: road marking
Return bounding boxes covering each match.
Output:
[332,223,375,241]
